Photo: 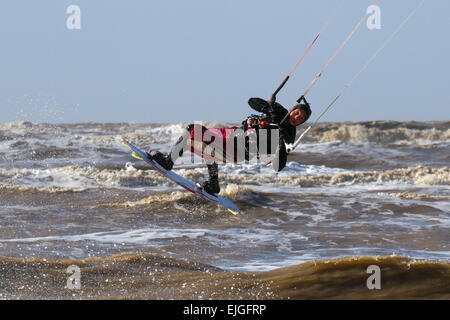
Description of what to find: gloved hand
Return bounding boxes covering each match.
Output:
[248,97,272,114]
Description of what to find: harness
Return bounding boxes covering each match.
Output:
[246,116,279,130]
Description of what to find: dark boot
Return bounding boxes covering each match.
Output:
[201,163,220,194]
[147,131,188,171]
[148,150,174,171]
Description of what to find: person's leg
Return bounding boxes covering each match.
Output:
[201,162,220,194]
[149,124,220,194]
[148,125,192,171]
[200,126,240,195]
[147,149,174,170]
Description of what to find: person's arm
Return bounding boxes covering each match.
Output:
[248,97,271,114]
[271,136,288,172]
[248,97,290,122]
[280,126,296,145]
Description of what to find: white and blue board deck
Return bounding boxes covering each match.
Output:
[122,138,240,215]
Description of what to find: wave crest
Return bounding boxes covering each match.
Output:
[0,253,448,299]
[308,121,450,144]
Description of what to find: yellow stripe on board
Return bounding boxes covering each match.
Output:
[132,152,143,160]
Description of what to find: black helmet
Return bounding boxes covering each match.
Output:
[292,103,312,121]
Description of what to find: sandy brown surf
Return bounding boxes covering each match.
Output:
[0,253,448,300]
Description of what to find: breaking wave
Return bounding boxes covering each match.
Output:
[0,183,80,194]
[1,164,448,191]
[0,253,448,299]
[98,184,259,208]
[1,120,449,145]
[222,165,449,187]
[378,192,450,201]
[306,121,450,144]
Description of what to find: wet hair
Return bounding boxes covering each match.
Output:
[292,103,312,122]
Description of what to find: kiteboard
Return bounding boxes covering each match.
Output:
[121,138,240,215]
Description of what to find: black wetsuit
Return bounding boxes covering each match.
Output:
[240,97,297,171]
[243,97,297,144]
[160,97,297,193]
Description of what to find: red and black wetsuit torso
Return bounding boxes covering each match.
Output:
[236,97,297,171]
[182,97,296,171]
[242,97,297,145]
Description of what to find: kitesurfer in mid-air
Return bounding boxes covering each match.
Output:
[148,97,311,195]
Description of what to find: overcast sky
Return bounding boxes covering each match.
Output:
[0,0,448,124]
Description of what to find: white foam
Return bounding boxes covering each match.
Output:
[0,227,208,244]
[218,161,348,178]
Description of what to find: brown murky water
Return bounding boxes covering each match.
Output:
[0,120,449,299]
